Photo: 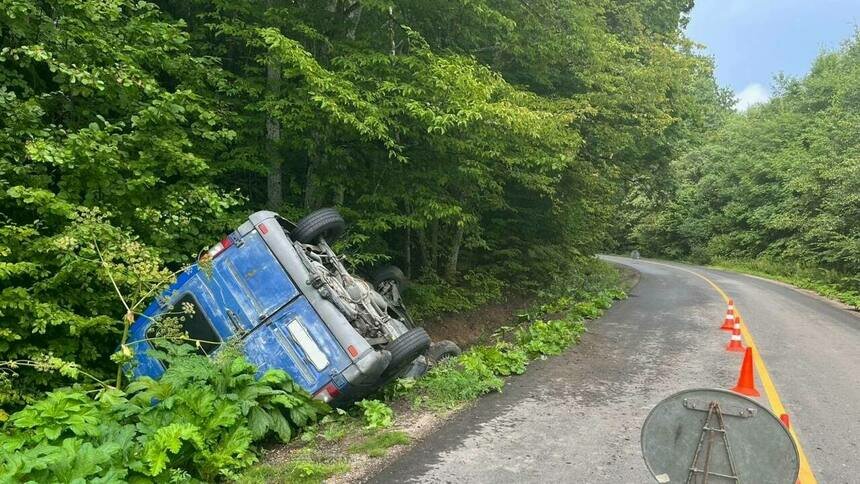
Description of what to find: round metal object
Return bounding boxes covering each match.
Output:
[641,388,799,483]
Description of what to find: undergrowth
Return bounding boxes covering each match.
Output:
[0,345,328,482]
[399,269,626,411]
[710,258,860,308]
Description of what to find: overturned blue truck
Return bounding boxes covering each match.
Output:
[127,208,460,405]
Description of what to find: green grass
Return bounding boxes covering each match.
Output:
[348,431,411,457]
[710,258,860,308]
[237,459,350,484]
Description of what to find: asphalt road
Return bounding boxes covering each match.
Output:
[370,257,860,483]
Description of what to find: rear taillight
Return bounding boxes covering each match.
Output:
[313,383,341,403]
[206,237,233,259]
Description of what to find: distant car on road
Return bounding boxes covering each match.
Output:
[127,209,460,405]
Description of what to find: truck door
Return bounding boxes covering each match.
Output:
[209,230,301,331]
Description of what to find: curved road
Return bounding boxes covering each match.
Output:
[371,257,860,483]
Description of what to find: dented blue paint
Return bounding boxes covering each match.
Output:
[126,214,362,401]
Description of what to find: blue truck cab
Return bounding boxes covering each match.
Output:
[127,210,413,404]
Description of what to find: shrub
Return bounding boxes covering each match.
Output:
[0,348,327,482]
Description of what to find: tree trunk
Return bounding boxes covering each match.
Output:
[429,220,439,273]
[417,228,429,276]
[405,226,412,279]
[266,60,282,209]
[445,223,465,280]
[305,130,327,209]
[304,158,316,209]
[388,6,396,56]
[346,2,363,40]
[333,184,344,206]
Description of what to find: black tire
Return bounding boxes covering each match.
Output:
[427,340,462,363]
[382,327,431,377]
[291,208,346,244]
[398,356,429,380]
[372,265,408,292]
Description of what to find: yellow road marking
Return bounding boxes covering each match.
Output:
[634,259,817,483]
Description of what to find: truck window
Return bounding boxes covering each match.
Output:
[147,294,221,354]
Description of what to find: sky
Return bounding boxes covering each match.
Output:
[685,0,860,111]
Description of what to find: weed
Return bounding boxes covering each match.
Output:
[412,358,504,410]
[285,460,350,483]
[239,459,349,484]
[299,408,358,444]
[348,431,411,457]
[461,343,528,377]
[356,399,394,430]
[516,319,585,358]
[381,378,417,401]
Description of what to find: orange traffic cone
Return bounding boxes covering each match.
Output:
[720,309,736,331]
[730,347,760,397]
[726,320,745,352]
[780,413,791,428]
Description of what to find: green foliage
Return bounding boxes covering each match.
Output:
[239,459,350,484]
[297,407,358,445]
[0,350,327,482]
[461,343,528,377]
[283,460,351,484]
[0,0,717,479]
[0,0,239,404]
[412,358,505,410]
[348,430,411,458]
[355,399,394,430]
[711,259,860,308]
[405,272,505,320]
[516,319,586,358]
[630,32,860,305]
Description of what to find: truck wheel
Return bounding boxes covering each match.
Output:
[428,340,462,363]
[372,265,408,292]
[292,208,346,244]
[382,327,431,378]
[398,356,429,380]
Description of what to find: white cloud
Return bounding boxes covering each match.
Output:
[734,83,771,111]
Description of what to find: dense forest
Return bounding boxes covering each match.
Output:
[626,33,860,305]
[1,0,717,406]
